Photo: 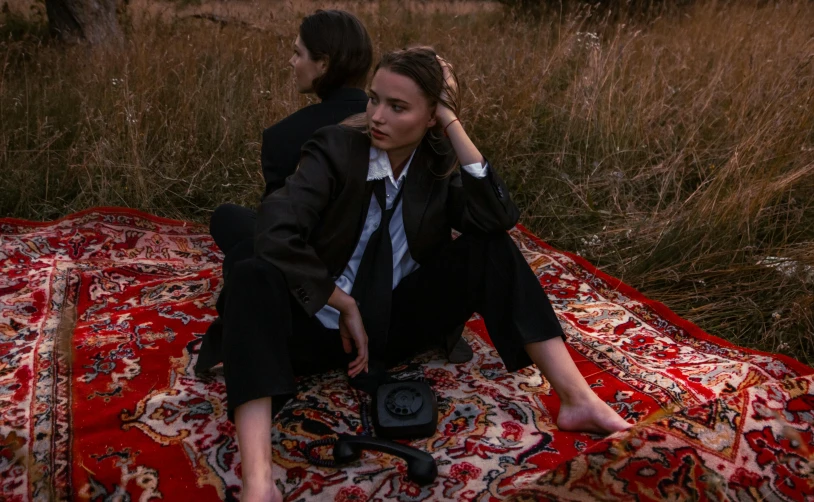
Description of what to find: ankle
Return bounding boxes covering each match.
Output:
[243,463,273,486]
[242,478,282,502]
[558,388,600,407]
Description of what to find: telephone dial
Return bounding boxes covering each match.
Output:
[304,379,439,485]
[374,381,438,438]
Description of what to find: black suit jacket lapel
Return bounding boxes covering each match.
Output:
[334,132,376,276]
[403,139,436,250]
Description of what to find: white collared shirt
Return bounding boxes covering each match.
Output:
[315,147,488,328]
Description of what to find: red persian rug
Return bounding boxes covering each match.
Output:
[1,208,812,501]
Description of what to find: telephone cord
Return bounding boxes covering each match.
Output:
[302,387,372,468]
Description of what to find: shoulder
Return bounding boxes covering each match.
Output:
[262,102,327,141]
[304,124,369,155]
[291,125,369,183]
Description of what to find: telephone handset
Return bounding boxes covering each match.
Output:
[306,379,440,485]
[334,435,438,486]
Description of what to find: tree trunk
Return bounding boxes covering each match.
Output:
[44,0,122,45]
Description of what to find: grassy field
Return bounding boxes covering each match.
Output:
[2,0,813,365]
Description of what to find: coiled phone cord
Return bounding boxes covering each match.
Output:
[302,387,373,468]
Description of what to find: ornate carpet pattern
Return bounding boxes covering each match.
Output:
[0,208,812,501]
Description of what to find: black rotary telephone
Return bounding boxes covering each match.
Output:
[303,374,439,486]
[373,381,438,439]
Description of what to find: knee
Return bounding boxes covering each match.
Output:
[457,232,522,272]
[458,231,514,250]
[210,204,240,238]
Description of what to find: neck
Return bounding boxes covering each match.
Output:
[387,143,419,179]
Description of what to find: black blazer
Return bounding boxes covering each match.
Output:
[255,125,520,316]
[261,87,369,199]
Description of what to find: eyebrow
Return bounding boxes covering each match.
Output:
[369,89,409,106]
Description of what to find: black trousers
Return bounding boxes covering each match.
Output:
[221,232,565,421]
[202,204,471,376]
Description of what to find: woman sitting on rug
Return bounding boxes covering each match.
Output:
[198,9,474,373]
[224,46,633,501]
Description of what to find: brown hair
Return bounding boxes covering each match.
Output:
[373,46,462,175]
[299,10,373,99]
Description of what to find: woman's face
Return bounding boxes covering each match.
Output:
[289,35,326,94]
[366,68,437,152]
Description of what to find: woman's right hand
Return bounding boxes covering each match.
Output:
[435,55,458,126]
[329,287,369,377]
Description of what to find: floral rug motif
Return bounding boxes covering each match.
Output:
[0,208,811,501]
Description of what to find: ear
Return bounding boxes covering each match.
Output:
[316,57,329,77]
[427,108,438,128]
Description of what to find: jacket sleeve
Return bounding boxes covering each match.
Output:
[446,158,520,234]
[254,126,346,316]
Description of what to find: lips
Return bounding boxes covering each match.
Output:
[371,128,387,140]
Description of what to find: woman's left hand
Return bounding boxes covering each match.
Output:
[436,55,458,127]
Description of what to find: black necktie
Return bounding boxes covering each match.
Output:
[351,179,404,360]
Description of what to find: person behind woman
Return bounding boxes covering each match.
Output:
[224,46,634,501]
[208,9,373,263]
[196,9,373,374]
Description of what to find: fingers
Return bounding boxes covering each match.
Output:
[340,310,370,377]
[347,334,368,378]
[436,55,455,76]
[347,345,367,377]
[348,354,366,377]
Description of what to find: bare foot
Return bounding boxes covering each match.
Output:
[556,394,633,435]
[241,479,283,502]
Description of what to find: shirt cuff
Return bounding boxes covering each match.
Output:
[461,161,489,179]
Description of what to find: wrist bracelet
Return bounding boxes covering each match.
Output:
[443,118,460,137]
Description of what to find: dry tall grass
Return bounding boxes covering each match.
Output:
[2,0,813,364]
